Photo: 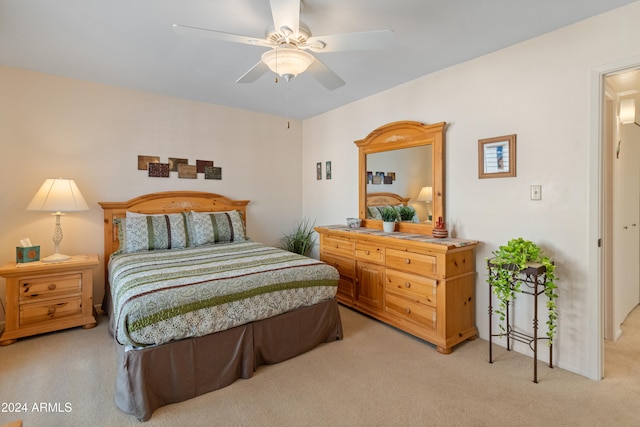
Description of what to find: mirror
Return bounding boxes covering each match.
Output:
[356,120,445,235]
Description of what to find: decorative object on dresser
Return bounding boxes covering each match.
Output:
[26,178,89,263]
[0,254,99,346]
[431,217,448,238]
[380,206,399,232]
[316,225,478,353]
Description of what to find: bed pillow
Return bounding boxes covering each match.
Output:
[114,213,190,254]
[188,210,246,246]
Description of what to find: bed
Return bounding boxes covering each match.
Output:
[99,191,343,421]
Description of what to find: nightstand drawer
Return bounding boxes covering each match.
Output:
[20,297,83,326]
[20,273,82,301]
[386,248,437,275]
[385,292,436,330]
[386,269,437,307]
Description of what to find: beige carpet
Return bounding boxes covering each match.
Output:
[1,305,639,427]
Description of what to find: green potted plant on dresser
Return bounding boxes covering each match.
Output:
[380,206,399,232]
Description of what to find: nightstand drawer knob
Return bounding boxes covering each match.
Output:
[405,259,411,264]
[405,307,411,314]
[48,283,57,291]
[48,307,56,315]
[404,282,411,288]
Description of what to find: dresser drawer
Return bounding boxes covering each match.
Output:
[321,253,355,278]
[355,243,384,263]
[20,297,83,326]
[386,269,437,307]
[385,292,436,330]
[20,273,82,301]
[386,249,437,275]
[322,236,355,257]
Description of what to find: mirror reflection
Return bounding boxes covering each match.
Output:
[356,120,445,236]
[365,145,433,222]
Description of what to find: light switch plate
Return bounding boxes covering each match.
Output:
[530,185,542,200]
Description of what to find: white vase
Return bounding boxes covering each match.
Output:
[382,221,396,232]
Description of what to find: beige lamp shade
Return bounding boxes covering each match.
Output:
[416,186,433,202]
[27,178,89,213]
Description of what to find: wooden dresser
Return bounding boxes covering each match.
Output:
[316,225,478,353]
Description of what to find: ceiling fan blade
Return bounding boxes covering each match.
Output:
[306,58,345,91]
[304,29,394,53]
[236,61,271,84]
[172,24,271,47]
[270,0,300,38]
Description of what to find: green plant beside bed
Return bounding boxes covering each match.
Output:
[487,237,558,345]
[281,218,316,256]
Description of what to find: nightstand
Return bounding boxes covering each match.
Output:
[0,254,99,345]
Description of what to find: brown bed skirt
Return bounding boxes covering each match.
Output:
[113,298,343,421]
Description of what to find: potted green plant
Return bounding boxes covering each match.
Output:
[398,206,416,222]
[487,237,558,344]
[281,218,316,256]
[381,206,399,232]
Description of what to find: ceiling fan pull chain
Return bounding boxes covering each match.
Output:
[286,81,291,129]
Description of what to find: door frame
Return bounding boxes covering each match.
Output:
[590,55,640,380]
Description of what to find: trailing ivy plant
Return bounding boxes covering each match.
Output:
[487,237,558,345]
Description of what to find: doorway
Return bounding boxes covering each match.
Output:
[602,67,640,375]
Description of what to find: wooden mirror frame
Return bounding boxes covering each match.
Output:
[355,120,445,235]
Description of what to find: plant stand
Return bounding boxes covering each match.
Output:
[488,260,553,383]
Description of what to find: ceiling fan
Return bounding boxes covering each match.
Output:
[172,0,393,90]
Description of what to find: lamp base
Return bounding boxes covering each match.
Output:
[41,253,71,263]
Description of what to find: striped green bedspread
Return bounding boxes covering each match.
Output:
[109,241,339,347]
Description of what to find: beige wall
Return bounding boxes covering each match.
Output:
[3,2,640,381]
[0,66,303,317]
[303,2,640,380]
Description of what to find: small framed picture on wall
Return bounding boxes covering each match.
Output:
[317,162,322,180]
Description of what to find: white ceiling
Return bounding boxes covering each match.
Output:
[0,0,637,119]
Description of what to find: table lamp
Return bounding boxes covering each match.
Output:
[416,186,433,222]
[26,178,89,263]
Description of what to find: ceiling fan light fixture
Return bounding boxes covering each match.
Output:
[261,47,314,80]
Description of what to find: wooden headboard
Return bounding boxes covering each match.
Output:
[98,191,250,262]
[367,192,411,206]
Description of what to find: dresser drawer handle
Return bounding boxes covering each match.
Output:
[366,250,370,255]
[405,259,411,264]
[404,282,411,288]
[48,283,57,291]
[405,307,411,314]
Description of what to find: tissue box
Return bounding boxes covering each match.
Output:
[16,246,40,263]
